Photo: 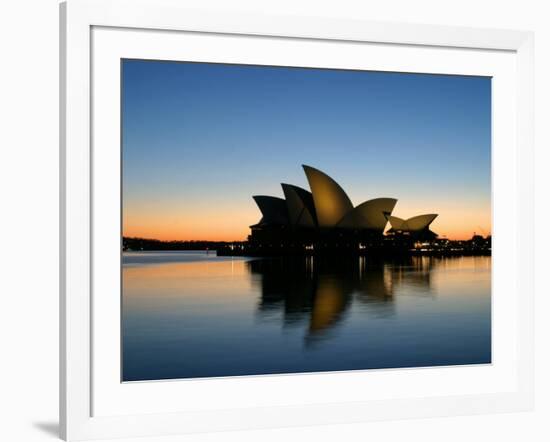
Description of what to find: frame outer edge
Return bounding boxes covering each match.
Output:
[516,32,535,408]
[76,0,527,51]
[59,2,67,440]
[62,0,93,440]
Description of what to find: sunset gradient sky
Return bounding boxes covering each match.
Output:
[122,60,491,241]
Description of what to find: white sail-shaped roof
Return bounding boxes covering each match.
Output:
[281,184,316,227]
[388,214,437,232]
[253,196,288,225]
[338,198,397,231]
[303,165,353,228]
[388,215,406,231]
[406,214,438,231]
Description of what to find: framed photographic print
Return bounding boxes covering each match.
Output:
[60,0,534,440]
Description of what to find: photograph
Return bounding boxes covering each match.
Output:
[121,59,492,382]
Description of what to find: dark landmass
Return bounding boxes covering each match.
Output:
[217,237,491,257]
[122,237,245,251]
[123,235,491,257]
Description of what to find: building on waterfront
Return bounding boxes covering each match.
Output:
[385,214,439,240]
[248,165,438,253]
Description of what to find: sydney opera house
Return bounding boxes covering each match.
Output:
[245,165,438,254]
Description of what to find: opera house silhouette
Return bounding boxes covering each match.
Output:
[240,165,438,255]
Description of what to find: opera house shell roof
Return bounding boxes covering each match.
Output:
[252,165,438,235]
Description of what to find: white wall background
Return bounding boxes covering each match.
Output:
[0,1,548,441]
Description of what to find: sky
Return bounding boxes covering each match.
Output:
[122,59,491,241]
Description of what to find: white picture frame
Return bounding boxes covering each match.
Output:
[60,0,534,440]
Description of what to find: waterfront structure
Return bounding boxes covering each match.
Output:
[252,196,288,225]
[248,165,438,253]
[387,214,438,232]
[303,165,354,228]
[385,214,438,240]
[281,183,317,227]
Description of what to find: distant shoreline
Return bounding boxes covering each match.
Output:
[123,236,491,257]
[122,237,245,252]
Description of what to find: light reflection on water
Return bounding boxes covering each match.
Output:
[122,251,491,381]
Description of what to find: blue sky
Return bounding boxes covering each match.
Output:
[122,59,491,240]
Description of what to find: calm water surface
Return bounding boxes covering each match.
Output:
[122,251,491,381]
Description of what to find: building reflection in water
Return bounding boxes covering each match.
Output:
[248,256,434,344]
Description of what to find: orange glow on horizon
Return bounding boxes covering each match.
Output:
[123,213,491,242]
[123,193,491,242]
[122,227,491,242]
